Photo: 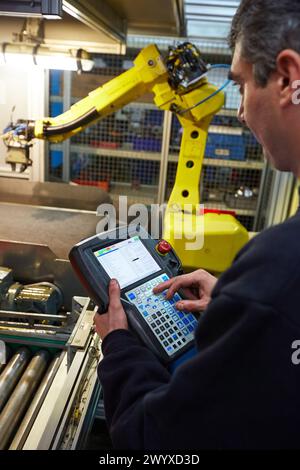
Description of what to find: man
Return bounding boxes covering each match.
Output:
[94,0,300,449]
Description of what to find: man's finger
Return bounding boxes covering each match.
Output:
[153,273,195,296]
[175,299,205,312]
[152,278,174,294]
[164,275,196,299]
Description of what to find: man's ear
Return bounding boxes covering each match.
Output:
[276,49,300,108]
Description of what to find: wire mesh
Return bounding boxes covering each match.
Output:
[48,46,164,206]
[165,38,265,231]
[48,70,63,180]
[47,36,266,230]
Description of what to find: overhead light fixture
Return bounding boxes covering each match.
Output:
[0,0,63,19]
[0,43,94,71]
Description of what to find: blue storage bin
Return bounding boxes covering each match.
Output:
[143,109,164,126]
[131,160,159,185]
[50,150,63,169]
[206,127,246,161]
[133,137,161,152]
[50,102,63,118]
[50,70,62,96]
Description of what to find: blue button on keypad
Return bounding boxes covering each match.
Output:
[125,273,197,357]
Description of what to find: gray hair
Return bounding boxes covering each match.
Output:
[229,0,300,86]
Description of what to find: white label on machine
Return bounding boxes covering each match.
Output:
[94,236,160,289]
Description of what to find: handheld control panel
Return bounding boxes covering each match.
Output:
[69,225,198,363]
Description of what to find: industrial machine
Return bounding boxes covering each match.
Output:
[1,42,248,273]
[0,241,102,450]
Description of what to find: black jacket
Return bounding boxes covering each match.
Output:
[98,211,300,449]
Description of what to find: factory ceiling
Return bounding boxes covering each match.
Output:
[0,0,185,54]
[0,0,241,53]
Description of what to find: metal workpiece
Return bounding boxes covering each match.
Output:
[9,353,62,450]
[5,283,23,310]
[1,278,63,315]
[0,350,49,450]
[0,262,64,319]
[12,282,63,315]
[0,347,31,412]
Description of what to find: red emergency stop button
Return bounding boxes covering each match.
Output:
[156,240,172,255]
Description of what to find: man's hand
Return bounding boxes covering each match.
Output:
[93,279,128,340]
[153,269,218,313]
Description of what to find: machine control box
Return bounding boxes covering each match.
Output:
[69,225,198,364]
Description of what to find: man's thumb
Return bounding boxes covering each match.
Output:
[109,279,122,308]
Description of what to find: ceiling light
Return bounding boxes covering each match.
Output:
[0,43,94,71]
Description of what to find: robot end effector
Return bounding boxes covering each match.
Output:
[2,119,36,172]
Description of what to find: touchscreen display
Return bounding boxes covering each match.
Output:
[93,236,160,289]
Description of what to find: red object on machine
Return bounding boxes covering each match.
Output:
[90,141,120,149]
[72,179,110,192]
[203,208,236,216]
[156,240,172,255]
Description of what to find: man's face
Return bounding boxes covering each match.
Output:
[230,42,292,172]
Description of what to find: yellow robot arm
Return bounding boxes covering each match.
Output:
[1,42,249,273]
[34,44,168,142]
[148,47,249,273]
[2,44,167,170]
[2,42,217,168]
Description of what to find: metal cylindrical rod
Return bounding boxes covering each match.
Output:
[0,344,11,375]
[0,350,49,449]
[9,353,61,450]
[0,347,31,412]
[0,344,12,375]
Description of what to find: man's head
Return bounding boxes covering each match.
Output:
[229,0,300,174]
